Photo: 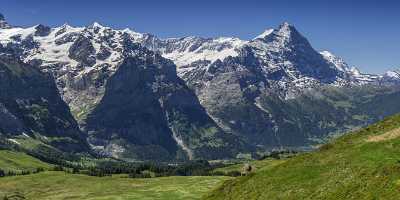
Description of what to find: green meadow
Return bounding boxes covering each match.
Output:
[0,171,231,200]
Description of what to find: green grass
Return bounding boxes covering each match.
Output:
[0,172,231,200]
[212,159,285,174]
[0,150,51,172]
[205,114,400,200]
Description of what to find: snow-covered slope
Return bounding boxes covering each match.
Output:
[163,37,246,68]
[134,34,248,77]
[254,29,274,40]
[320,50,351,72]
[320,50,380,84]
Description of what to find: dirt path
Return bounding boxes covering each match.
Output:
[367,127,400,142]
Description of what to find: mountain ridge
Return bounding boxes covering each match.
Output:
[1,13,400,161]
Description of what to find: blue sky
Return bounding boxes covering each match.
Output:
[1,0,399,74]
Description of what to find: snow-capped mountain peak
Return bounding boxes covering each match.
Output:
[273,22,298,40]
[91,22,104,28]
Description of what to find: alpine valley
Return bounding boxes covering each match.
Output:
[0,13,399,162]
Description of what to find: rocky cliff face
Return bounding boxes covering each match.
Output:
[85,43,241,161]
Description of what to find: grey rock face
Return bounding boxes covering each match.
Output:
[69,35,96,66]
[0,103,25,135]
[96,45,111,60]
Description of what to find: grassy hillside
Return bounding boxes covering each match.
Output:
[205,114,400,200]
[0,150,51,172]
[0,171,231,200]
[212,159,285,174]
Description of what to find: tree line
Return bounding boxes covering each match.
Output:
[0,167,44,178]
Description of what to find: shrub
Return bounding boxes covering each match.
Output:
[35,167,45,173]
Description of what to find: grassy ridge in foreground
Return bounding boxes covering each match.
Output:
[205,114,400,200]
[0,171,231,200]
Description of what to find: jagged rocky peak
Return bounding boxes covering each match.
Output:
[275,22,293,36]
[87,21,109,33]
[253,22,297,40]
[0,13,11,29]
[90,21,104,28]
[271,22,311,45]
[250,22,314,52]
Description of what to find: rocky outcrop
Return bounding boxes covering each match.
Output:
[68,35,96,67]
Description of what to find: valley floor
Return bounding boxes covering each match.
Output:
[0,171,231,200]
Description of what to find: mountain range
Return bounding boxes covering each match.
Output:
[0,13,399,161]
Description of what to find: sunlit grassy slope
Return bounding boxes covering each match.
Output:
[205,114,400,200]
[0,150,51,172]
[212,159,285,174]
[0,171,231,200]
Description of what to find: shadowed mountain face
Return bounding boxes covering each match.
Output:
[85,44,243,161]
[0,45,89,153]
